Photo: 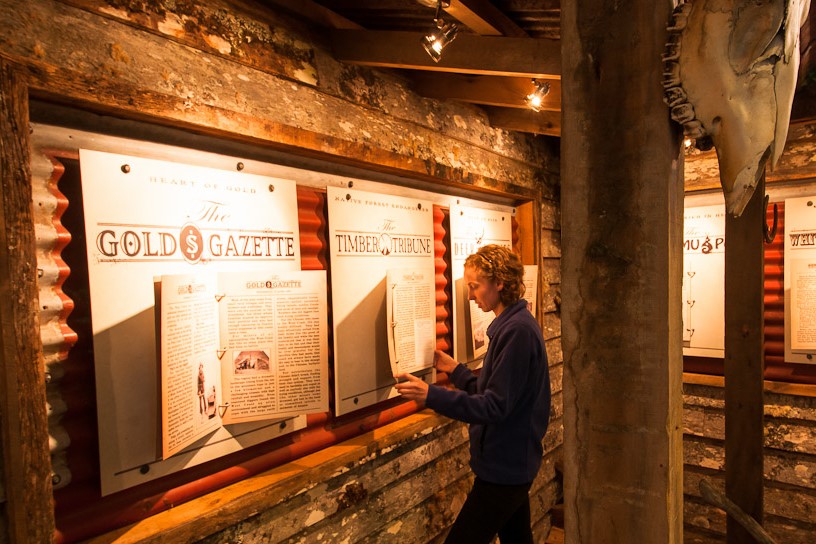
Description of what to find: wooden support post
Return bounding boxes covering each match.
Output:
[0,59,54,542]
[515,200,537,265]
[561,1,684,542]
[724,175,766,543]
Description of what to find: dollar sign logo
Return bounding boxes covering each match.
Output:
[185,233,199,258]
[180,223,204,264]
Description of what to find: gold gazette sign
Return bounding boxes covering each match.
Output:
[79,149,303,495]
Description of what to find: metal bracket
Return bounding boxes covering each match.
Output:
[763,194,778,244]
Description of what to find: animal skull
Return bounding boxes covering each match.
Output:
[663,0,811,216]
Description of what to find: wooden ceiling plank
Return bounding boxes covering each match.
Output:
[484,106,561,136]
[260,0,363,29]
[331,30,561,78]
[446,0,529,37]
[409,73,560,110]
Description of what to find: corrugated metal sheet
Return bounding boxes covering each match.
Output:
[33,151,79,494]
[434,204,451,351]
[765,201,785,367]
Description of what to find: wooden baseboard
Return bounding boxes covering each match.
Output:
[683,372,816,398]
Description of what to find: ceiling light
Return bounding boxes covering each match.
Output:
[525,80,551,112]
[421,0,458,62]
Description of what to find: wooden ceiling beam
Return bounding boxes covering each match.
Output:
[330,30,561,77]
[259,0,362,29]
[409,73,560,110]
[483,106,561,136]
[446,0,528,37]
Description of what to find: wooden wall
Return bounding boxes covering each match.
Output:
[84,414,562,543]
[682,120,816,543]
[683,378,816,543]
[0,0,562,542]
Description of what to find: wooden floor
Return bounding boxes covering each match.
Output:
[545,526,565,544]
[545,503,565,544]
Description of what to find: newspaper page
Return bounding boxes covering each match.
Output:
[387,268,436,377]
[791,259,816,352]
[217,270,329,423]
[784,195,816,363]
[159,273,222,459]
[159,269,328,456]
[522,265,538,316]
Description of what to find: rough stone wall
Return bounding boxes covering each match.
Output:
[0,0,562,542]
[683,382,816,543]
[684,120,816,192]
[0,0,552,193]
[682,120,816,544]
[540,163,563,510]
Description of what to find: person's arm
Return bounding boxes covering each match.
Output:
[426,326,534,425]
[434,349,477,394]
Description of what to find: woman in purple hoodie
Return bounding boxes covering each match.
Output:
[396,244,551,543]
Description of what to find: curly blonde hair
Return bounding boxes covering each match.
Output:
[464,244,525,306]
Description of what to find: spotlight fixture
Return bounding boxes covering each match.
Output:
[525,80,551,112]
[421,0,458,62]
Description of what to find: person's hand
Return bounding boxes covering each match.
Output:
[433,350,459,374]
[394,373,429,404]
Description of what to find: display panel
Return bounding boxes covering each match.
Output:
[449,204,513,362]
[683,204,726,357]
[80,149,307,494]
[785,195,816,363]
[328,186,436,416]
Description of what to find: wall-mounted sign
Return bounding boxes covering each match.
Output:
[80,149,305,494]
[785,195,816,363]
[683,204,726,357]
[449,204,512,362]
[328,186,435,416]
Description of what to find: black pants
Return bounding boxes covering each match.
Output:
[444,477,534,544]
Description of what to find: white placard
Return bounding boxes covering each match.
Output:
[523,265,538,317]
[449,204,513,362]
[79,149,305,494]
[386,268,436,377]
[328,186,435,415]
[785,195,816,362]
[682,205,726,357]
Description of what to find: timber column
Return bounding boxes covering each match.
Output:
[560,1,684,543]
